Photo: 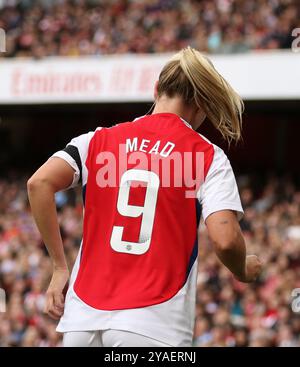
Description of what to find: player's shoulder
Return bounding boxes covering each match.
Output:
[173,119,215,152]
[195,132,214,148]
[196,133,228,160]
[70,127,102,142]
[194,134,232,179]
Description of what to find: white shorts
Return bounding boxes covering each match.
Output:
[63,329,174,347]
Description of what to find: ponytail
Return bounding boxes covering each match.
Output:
[157,47,244,143]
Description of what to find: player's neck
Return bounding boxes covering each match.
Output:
[152,96,199,130]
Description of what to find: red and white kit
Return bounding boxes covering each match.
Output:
[52,113,243,346]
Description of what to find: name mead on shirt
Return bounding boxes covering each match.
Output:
[126,137,175,158]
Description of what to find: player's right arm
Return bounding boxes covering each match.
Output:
[27,131,95,319]
[27,157,74,319]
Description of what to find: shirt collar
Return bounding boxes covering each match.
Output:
[134,113,193,130]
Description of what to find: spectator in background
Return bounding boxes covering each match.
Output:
[0,173,299,347]
[0,0,298,59]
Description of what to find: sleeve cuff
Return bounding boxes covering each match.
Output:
[202,203,244,223]
[49,151,80,188]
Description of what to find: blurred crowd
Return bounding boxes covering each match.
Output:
[0,173,299,347]
[195,174,300,347]
[0,0,298,58]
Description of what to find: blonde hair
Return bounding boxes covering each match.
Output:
[157,46,244,143]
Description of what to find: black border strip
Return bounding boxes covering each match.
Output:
[63,144,82,183]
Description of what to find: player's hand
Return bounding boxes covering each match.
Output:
[44,268,69,320]
[235,255,262,283]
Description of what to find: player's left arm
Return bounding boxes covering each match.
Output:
[27,157,75,319]
[198,144,262,282]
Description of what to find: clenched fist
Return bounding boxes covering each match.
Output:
[44,268,69,320]
[235,255,262,283]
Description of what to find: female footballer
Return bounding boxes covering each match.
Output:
[28,47,262,347]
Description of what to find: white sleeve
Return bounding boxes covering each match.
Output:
[50,130,97,188]
[198,144,244,222]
